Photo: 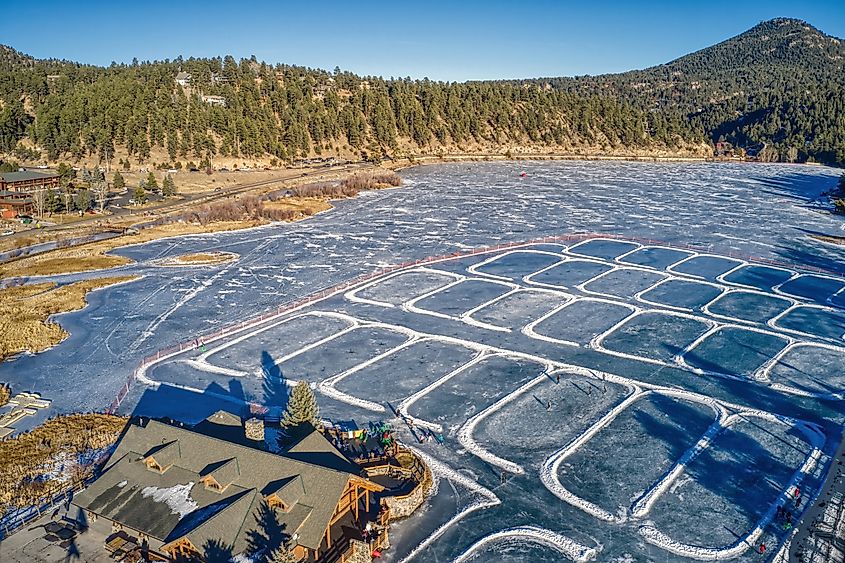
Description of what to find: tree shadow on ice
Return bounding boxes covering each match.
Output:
[632,394,715,461]
[676,424,801,529]
[748,172,838,204]
[261,350,289,412]
[773,240,845,278]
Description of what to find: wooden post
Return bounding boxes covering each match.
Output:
[353,485,359,522]
[365,488,369,512]
[326,525,331,548]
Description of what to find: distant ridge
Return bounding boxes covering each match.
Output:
[0,18,843,167]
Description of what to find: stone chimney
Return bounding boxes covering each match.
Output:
[244,417,265,442]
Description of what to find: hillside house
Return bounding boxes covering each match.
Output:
[72,414,389,562]
[175,71,191,87]
[200,95,226,107]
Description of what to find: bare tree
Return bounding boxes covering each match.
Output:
[31,184,47,218]
[84,168,108,213]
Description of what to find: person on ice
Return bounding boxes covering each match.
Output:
[546,400,552,411]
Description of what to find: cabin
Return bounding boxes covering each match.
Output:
[72,415,389,562]
[175,71,192,87]
[200,95,226,107]
[0,170,60,215]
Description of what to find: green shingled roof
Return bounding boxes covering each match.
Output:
[0,170,59,183]
[73,418,362,554]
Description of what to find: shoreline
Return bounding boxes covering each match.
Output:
[2,154,838,281]
[789,428,845,560]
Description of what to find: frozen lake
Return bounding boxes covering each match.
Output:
[2,161,845,560]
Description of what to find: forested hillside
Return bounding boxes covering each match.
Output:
[530,18,845,165]
[1,17,843,167]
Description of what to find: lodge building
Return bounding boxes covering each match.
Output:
[0,169,61,216]
[72,414,393,562]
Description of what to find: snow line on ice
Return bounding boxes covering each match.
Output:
[768,302,845,344]
[397,351,490,433]
[456,364,555,475]
[540,388,646,523]
[317,336,422,412]
[631,405,727,518]
[181,359,248,378]
[343,266,462,308]
[397,446,500,563]
[639,421,824,560]
[451,526,597,563]
[465,248,567,283]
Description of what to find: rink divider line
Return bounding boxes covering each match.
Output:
[465,248,567,282]
[455,363,557,475]
[397,352,491,432]
[111,232,845,414]
[451,525,597,563]
[397,445,502,563]
[539,388,647,523]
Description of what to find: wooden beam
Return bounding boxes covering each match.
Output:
[353,484,359,522]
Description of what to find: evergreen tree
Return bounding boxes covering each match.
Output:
[112,171,125,191]
[145,171,159,193]
[162,174,176,197]
[45,188,60,215]
[268,544,298,563]
[132,184,147,205]
[280,381,319,430]
[75,189,91,212]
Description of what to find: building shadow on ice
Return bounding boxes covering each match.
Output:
[132,380,252,425]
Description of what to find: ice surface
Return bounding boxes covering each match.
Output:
[4,161,845,561]
[684,327,789,378]
[707,291,794,324]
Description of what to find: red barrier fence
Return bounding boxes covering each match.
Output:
[105,233,845,415]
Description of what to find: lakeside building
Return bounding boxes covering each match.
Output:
[0,169,61,216]
[71,412,422,562]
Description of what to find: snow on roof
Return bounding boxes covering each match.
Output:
[141,482,199,519]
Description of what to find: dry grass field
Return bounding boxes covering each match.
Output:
[0,221,262,278]
[0,276,137,361]
[0,413,127,512]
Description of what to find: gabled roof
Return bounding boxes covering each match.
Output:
[200,458,240,488]
[144,440,180,469]
[285,425,362,474]
[74,418,362,552]
[266,474,305,508]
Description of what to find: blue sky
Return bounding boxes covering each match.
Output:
[1,0,843,81]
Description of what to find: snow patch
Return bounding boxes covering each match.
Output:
[140,482,198,518]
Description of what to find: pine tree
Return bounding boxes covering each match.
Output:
[113,171,125,191]
[280,381,319,429]
[268,544,298,563]
[132,184,147,205]
[75,189,91,212]
[145,171,159,193]
[162,174,176,197]
[45,188,60,215]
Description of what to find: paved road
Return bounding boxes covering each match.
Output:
[6,162,371,238]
